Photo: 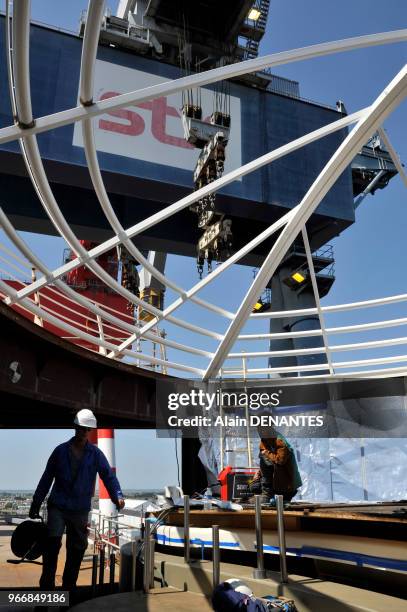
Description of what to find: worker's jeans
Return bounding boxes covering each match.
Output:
[39,503,89,592]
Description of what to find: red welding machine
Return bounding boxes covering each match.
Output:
[218,466,259,501]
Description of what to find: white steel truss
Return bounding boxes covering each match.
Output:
[0,0,406,381]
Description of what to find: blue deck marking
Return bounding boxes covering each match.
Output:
[262,544,407,572]
[155,533,406,571]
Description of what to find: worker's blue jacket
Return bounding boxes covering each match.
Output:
[33,438,123,512]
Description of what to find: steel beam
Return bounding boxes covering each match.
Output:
[301,226,334,375]
[377,127,407,189]
[204,65,407,380]
[0,302,160,427]
[0,29,405,145]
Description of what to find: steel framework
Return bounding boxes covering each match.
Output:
[0,0,406,381]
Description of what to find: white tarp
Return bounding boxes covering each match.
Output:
[198,395,407,501]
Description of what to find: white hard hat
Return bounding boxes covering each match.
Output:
[225,578,253,597]
[74,409,97,429]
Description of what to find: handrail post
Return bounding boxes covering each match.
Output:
[276,495,288,583]
[253,495,266,579]
[131,538,137,592]
[109,548,115,591]
[98,516,105,586]
[143,520,152,593]
[99,540,105,586]
[91,552,98,597]
[212,525,220,588]
[98,544,105,586]
[149,525,155,589]
[184,495,190,564]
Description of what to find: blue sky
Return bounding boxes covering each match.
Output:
[0,0,406,489]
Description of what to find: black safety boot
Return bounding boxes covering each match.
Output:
[260,484,274,505]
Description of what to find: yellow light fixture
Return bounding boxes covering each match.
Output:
[248,8,261,21]
[291,271,306,284]
[253,300,263,311]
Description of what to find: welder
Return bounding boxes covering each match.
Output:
[255,426,302,503]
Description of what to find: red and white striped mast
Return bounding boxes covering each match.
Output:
[97,428,118,519]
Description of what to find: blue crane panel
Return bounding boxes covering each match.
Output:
[0,18,354,257]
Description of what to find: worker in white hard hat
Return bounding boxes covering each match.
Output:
[29,409,125,599]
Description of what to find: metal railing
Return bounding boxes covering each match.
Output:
[87,506,175,595]
[87,511,143,595]
[180,494,289,587]
[263,72,300,98]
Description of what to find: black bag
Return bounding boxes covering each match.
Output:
[10,519,47,560]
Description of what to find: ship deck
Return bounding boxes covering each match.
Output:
[0,523,94,590]
[0,523,213,611]
[2,516,406,611]
[154,501,407,580]
[161,501,407,535]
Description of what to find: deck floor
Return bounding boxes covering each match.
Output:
[0,524,94,590]
[70,589,212,611]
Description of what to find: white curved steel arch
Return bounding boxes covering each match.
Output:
[5,109,365,307]
[10,1,225,342]
[0,0,405,381]
[204,64,407,379]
